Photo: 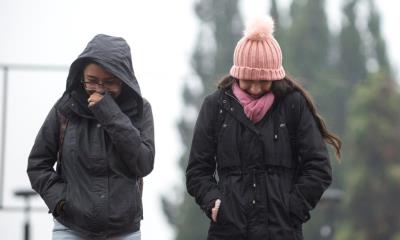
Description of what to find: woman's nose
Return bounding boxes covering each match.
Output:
[95,85,106,94]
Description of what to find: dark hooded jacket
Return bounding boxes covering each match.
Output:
[27,34,155,239]
[186,87,331,240]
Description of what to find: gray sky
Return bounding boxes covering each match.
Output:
[0,0,399,240]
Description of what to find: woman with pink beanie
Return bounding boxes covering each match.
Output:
[186,16,341,239]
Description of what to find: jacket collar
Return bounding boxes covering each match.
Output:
[221,88,261,135]
[221,87,279,136]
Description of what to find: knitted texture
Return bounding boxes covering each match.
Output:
[230,16,285,81]
[232,82,275,123]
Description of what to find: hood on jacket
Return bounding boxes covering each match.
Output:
[65,34,143,117]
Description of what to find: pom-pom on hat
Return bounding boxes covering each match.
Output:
[230,16,285,81]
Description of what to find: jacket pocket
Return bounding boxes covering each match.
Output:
[283,192,302,228]
[215,177,246,227]
[61,184,93,228]
[213,178,233,225]
[60,184,77,223]
[287,193,311,229]
[122,181,139,222]
[215,192,232,225]
[214,178,235,225]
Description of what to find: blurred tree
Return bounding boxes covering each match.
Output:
[286,0,331,81]
[339,0,367,87]
[336,1,400,239]
[336,0,368,140]
[162,0,242,239]
[338,71,400,240]
[366,0,391,73]
[269,0,284,43]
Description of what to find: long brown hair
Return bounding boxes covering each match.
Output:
[217,75,342,160]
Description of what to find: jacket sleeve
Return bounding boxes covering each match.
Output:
[27,105,66,214]
[289,93,332,223]
[90,94,155,177]
[186,93,221,213]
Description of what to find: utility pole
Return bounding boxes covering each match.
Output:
[0,66,9,209]
[15,190,38,240]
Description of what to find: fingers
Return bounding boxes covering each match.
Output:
[88,92,104,107]
[211,199,221,222]
[211,208,218,222]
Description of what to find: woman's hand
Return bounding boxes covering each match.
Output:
[211,199,221,222]
[88,92,104,107]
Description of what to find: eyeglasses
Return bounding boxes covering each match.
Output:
[81,78,122,91]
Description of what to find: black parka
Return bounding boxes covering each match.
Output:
[186,87,331,240]
[27,34,155,239]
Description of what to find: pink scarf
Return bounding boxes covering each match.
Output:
[232,82,275,123]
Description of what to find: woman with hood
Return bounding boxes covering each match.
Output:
[186,16,341,239]
[27,34,154,240]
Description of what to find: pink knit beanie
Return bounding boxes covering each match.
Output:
[230,16,285,81]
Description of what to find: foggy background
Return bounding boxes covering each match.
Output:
[0,0,399,239]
